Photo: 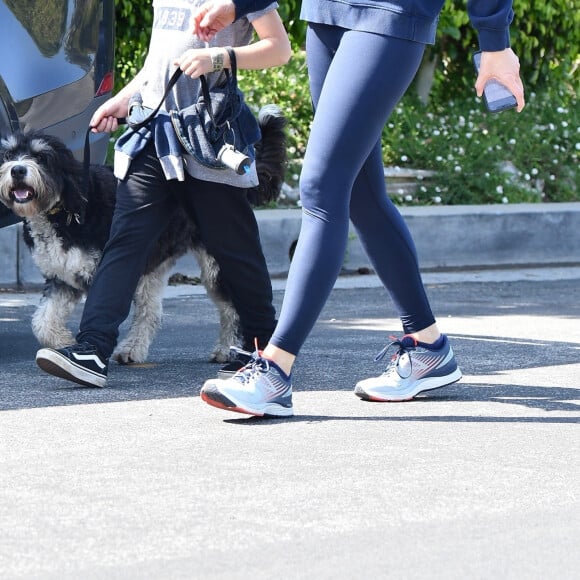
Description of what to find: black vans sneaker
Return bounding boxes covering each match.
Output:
[36,342,108,388]
[217,347,253,379]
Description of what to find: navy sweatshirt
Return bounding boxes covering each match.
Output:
[235,0,513,51]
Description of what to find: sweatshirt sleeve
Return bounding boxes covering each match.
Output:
[467,0,513,51]
[234,0,273,20]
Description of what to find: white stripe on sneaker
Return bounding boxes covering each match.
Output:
[71,353,107,370]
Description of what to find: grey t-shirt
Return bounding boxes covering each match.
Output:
[132,0,277,187]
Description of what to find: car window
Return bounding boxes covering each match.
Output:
[0,0,99,102]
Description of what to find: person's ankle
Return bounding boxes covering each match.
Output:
[262,344,295,377]
[408,323,441,346]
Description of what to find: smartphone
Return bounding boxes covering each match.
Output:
[473,51,517,113]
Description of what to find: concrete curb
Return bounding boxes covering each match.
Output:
[1,202,579,287]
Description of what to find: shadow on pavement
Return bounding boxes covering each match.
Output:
[1,278,579,414]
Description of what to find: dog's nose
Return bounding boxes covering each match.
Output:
[11,165,28,179]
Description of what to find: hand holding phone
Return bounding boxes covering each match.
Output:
[473,51,518,113]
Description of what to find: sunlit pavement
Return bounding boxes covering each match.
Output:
[1,267,579,579]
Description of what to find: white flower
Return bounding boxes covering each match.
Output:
[433,129,441,136]
[524,173,531,181]
[401,155,409,162]
[502,196,509,204]
[485,172,490,178]
[404,194,413,202]
[549,174,556,181]
[454,165,462,173]
[496,185,504,194]
[436,155,443,162]
[531,168,539,176]
[509,138,516,145]
[575,143,580,151]
[562,121,569,128]
[433,196,442,204]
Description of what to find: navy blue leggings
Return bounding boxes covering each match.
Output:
[270,24,436,355]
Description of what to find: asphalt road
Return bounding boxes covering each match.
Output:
[1,268,579,579]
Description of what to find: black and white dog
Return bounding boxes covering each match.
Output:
[0,106,286,364]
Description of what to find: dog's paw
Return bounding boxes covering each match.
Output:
[210,345,231,364]
[113,339,149,365]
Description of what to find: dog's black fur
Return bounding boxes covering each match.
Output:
[0,106,287,364]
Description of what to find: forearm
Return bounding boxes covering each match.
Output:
[467,0,513,51]
[222,12,291,70]
[221,39,291,71]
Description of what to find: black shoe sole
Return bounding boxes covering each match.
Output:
[36,350,107,388]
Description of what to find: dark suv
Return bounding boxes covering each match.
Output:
[0,0,115,228]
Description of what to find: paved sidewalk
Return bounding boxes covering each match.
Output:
[1,268,579,579]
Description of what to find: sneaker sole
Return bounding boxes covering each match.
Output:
[200,385,294,417]
[355,368,462,402]
[36,350,106,388]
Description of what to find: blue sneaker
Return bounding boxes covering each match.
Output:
[354,334,461,402]
[201,355,293,417]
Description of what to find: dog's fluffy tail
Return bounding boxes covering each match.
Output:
[249,104,288,207]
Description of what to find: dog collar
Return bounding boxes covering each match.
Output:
[47,204,81,225]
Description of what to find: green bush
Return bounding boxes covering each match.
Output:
[435,0,580,92]
[382,87,579,205]
[114,0,152,87]
[241,51,578,205]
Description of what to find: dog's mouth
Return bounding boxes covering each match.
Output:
[10,187,36,204]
